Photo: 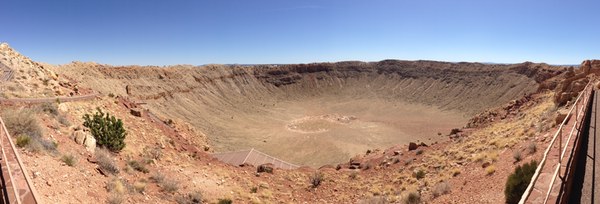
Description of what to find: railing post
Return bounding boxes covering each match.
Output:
[559,127,562,165]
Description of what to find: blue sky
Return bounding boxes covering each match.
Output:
[1,0,598,65]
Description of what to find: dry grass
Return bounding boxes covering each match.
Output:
[95,148,119,175]
[432,181,451,198]
[132,181,146,193]
[61,154,76,167]
[161,179,180,193]
[486,165,496,175]
[400,190,421,204]
[513,151,523,162]
[527,142,537,154]
[176,191,203,204]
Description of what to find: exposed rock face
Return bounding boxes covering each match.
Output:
[553,60,600,106]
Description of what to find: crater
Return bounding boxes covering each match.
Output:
[63,60,558,167]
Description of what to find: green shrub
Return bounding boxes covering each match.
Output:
[505,160,538,204]
[16,135,31,148]
[83,108,127,152]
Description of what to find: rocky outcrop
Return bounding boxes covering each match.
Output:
[552,60,600,105]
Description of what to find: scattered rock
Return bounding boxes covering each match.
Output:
[257,163,274,174]
[130,108,143,117]
[481,162,491,168]
[408,142,418,151]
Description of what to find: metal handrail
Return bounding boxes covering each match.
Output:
[0,116,41,204]
[519,81,593,204]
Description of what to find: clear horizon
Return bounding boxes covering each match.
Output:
[1,0,599,66]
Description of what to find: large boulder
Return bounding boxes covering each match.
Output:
[73,130,86,145]
[84,135,96,153]
[72,130,96,153]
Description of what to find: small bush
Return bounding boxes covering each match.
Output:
[96,148,119,175]
[39,102,59,116]
[161,179,180,193]
[250,186,258,193]
[513,151,522,162]
[150,172,165,183]
[176,191,203,204]
[83,108,127,152]
[133,181,146,193]
[310,171,324,188]
[449,128,461,135]
[349,172,358,179]
[432,182,451,198]
[413,169,426,180]
[415,149,424,155]
[486,165,496,175]
[143,146,162,161]
[401,190,421,204]
[107,193,124,204]
[127,160,149,173]
[107,179,126,194]
[57,115,71,126]
[16,135,31,148]
[218,198,232,204]
[61,154,76,167]
[505,160,538,204]
[257,164,273,174]
[527,142,537,154]
[3,109,43,139]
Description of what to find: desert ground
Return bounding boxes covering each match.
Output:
[2,42,593,203]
